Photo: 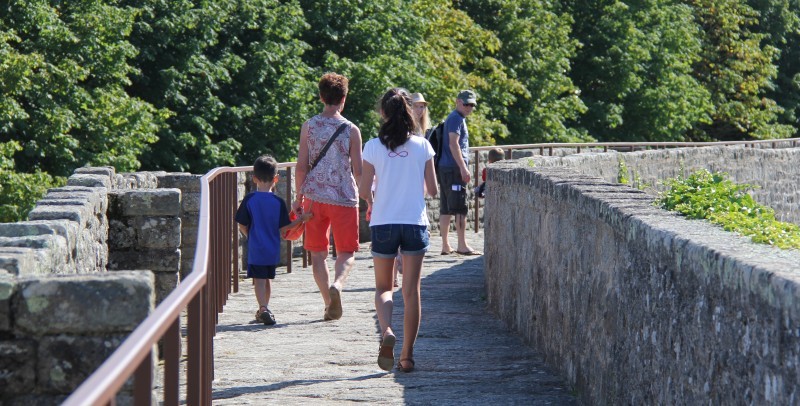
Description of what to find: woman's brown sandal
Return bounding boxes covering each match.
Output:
[397,358,415,373]
[377,333,396,371]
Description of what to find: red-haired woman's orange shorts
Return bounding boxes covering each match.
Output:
[303,200,360,253]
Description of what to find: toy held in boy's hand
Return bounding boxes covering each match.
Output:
[281,209,313,241]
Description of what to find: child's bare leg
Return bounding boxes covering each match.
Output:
[399,253,424,363]
[373,257,395,335]
[439,214,452,252]
[254,278,268,308]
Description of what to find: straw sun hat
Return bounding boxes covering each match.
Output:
[410,93,428,105]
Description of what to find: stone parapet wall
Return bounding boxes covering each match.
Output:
[0,166,185,403]
[0,271,154,405]
[107,189,182,305]
[527,145,800,225]
[158,173,202,279]
[484,158,800,404]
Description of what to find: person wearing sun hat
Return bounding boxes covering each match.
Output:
[438,89,480,256]
[409,92,431,136]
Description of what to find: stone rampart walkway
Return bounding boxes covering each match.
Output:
[210,231,575,405]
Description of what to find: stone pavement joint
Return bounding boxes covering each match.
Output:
[211,231,576,405]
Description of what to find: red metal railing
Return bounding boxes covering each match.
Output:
[63,138,799,404]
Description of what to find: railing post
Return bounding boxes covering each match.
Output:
[163,318,180,406]
[474,150,480,233]
[133,350,153,405]
[187,293,203,405]
[548,147,553,156]
[286,167,293,273]
[232,172,239,293]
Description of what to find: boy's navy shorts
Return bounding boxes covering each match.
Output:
[370,224,429,258]
[247,265,276,279]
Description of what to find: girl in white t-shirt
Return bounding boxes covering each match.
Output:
[359,88,438,373]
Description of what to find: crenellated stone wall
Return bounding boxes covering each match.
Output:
[0,166,187,405]
[484,148,800,404]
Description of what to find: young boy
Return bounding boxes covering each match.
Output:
[235,155,311,325]
[475,148,505,198]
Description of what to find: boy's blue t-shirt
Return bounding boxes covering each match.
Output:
[438,109,470,168]
[235,191,290,266]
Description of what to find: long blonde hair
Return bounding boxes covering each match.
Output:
[412,97,430,135]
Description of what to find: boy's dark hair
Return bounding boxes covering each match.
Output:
[319,72,349,105]
[488,148,504,163]
[253,155,278,183]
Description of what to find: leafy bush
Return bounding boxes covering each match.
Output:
[658,169,800,249]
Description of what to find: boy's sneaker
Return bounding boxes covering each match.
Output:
[256,307,276,325]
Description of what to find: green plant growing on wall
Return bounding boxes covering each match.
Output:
[658,169,800,249]
[617,159,630,184]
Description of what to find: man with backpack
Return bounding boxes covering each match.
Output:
[434,89,480,256]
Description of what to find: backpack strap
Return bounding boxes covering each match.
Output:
[309,123,349,173]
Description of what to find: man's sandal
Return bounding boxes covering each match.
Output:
[377,332,396,371]
[397,358,415,373]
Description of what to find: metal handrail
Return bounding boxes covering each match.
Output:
[63,137,799,404]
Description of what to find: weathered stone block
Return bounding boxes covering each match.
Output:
[0,340,36,395]
[116,172,160,189]
[0,272,14,331]
[108,249,180,273]
[182,191,201,213]
[109,189,181,217]
[0,220,79,253]
[108,218,136,250]
[181,224,198,247]
[74,166,115,178]
[67,173,112,188]
[0,247,59,276]
[154,271,179,304]
[14,271,154,335]
[28,204,91,227]
[137,217,181,249]
[158,173,201,192]
[37,334,126,393]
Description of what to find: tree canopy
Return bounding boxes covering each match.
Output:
[1,0,798,220]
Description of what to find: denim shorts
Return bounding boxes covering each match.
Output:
[370,224,429,258]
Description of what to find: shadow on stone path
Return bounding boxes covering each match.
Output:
[210,231,576,405]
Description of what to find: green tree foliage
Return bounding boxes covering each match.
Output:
[409,0,526,146]
[748,0,800,137]
[688,0,795,140]
[123,0,315,171]
[0,141,65,223]
[0,0,164,177]
[2,0,799,190]
[296,0,523,146]
[564,0,715,142]
[456,0,590,143]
